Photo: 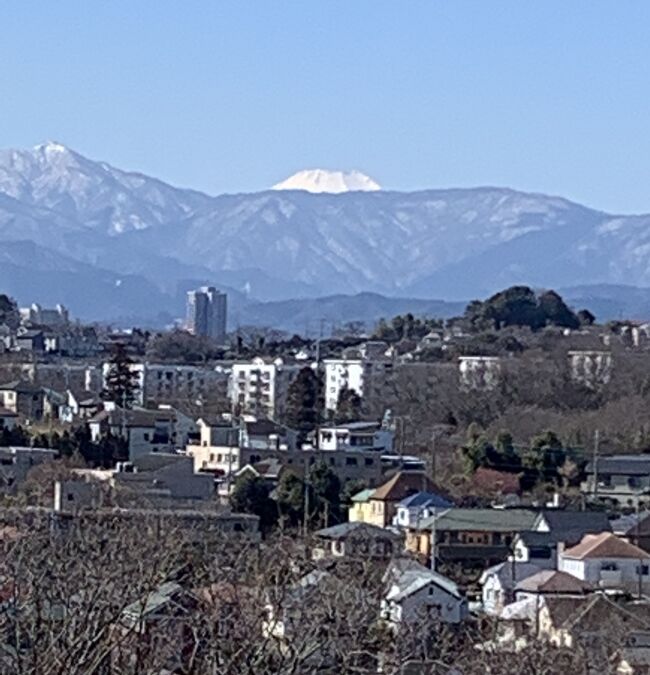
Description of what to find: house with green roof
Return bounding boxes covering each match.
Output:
[405,507,538,567]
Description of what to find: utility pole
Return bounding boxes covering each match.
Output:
[592,429,600,498]
[430,512,437,571]
[303,479,310,534]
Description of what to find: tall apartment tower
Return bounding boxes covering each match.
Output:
[186,286,227,344]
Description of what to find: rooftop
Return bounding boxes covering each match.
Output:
[386,568,461,603]
[418,508,538,533]
[315,521,401,541]
[371,471,436,502]
[563,532,649,560]
[515,570,593,595]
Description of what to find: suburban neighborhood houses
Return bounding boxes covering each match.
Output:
[1,288,650,671]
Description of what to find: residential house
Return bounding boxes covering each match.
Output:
[582,455,650,507]
[0,446,57,493]
[264,569,332,643]
[480,562,543,616]
[187,419,239,475]
[497,593,650,663]
[407,508,538,566]
[312,522,402,561]
[348,488,376,523]
[317,421,394,452]
[393,491,453,529]
[350,471,436,528]
[237,444,387,485]
[512,510,612,569]
[15,329,45,354]
[111,453,214,504]
[116,581,197,672]
[0,407,18,432]
[381,558,467,627]
[559,532,650,592]
[230,357,302,420]
[58,390,102,424]
[88,405,194,460]
[514,570,593,603]
[612,511,650,553]
[240,418,298,450]
[618,631,650,675]
[0,380,47,420]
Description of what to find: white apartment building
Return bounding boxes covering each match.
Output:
[230,357,302,420]
[323,349,392,412]
[458,356,501,391]
[568,350,612,388]
[102,362,228,407]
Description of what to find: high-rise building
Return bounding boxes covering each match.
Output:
[186,286,227,344]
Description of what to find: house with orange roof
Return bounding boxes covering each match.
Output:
[559,532,650,592]
[352,471,436,528]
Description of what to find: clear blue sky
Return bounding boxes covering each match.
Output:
[2,1,649,213]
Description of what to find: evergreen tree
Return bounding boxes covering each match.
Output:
[230,474,277,532]
[283,366,322,433]
[102,343,140,409]
[308,461,341,527]
[335,386,363,423]
[275,471,305,527]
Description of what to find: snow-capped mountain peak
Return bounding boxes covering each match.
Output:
[272,169,381,194]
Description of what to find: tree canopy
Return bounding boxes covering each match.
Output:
[101,343,140,409]
[464,286,581,331]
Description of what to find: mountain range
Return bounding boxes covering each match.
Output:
[1,141,650,330]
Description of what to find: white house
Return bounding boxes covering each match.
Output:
[392,491,452,529]
[559,532,650,591]
[317,421,393,452]
[480,561,543,616]
[381,559,467,627]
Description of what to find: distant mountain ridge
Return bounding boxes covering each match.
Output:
[1,142,650,326]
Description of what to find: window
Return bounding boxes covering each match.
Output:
[629,476,642,489]
[364,458,374,466]
[346,457,358,466]
[143,433,150,441]
[210,453,215,462]
[67,493,74,501]
[637,565,650,576]
[601,562,618,571]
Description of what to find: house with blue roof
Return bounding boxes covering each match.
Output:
[393,491,453,529]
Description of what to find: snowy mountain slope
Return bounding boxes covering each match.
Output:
[0,142,211,236]
[272,169,381,193]
[1,142,650,321]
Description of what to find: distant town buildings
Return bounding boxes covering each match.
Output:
[186,286,227,344]
[19,303,69,328]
